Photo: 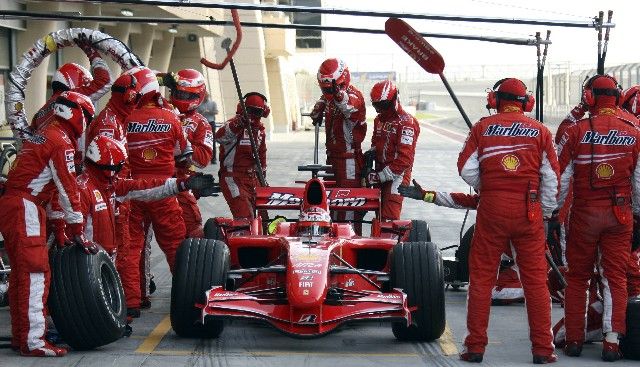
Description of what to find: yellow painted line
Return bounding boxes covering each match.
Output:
[135,315,172,354]
[151,350,419,358]
[438,322,459,356]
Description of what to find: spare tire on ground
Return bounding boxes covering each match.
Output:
[171,238,229,338]
[622,296,640,360]
[407,220,431,242]
[390,241,446,341]
[48,245,126,350]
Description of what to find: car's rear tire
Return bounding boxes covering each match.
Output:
[456,225,474,283]
[171,238,229,338]
[408,220,431,242]
[203,219,224,241]
[622,296,640,360]
[48,246,126,350]
[391,241,446,341]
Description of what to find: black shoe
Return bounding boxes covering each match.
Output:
[601,341,622,362]
[127,308,141,318]
[564,341,582,357]
[460,352,484,363]
[533,354,558,364]
[123,324,133,338]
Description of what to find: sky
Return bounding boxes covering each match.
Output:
[294,0,640,75]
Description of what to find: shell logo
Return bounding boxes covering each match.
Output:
[501,154,520,171]
[596,163,614,179]
[142,148,157,161]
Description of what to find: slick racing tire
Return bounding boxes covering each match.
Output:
[391,241,446,341]
[171,238,229,338]
[621,296,640,360]
[456,225,474,283]
[407,220,431,242]
[49,246,126,350]
[203,219,224,241]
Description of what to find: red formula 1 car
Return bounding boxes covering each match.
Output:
[170,174,445,341]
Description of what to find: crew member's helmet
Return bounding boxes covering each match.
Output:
[317,58,350,98]
[235,92,270,118]
[53,91,95,138]
[85,135,127,177]
[111,70,140,106]
[52,63,92,92]
[128,66,160,98]
[582,74,622,109]
[170,69,206,113]
[622,85,640,117]
[370,80,399,113]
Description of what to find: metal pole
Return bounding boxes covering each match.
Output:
[439,74,472,129]
[0,10,551,46]
[45,0,615,29]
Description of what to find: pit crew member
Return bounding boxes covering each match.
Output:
[309,58,366,226]
[122,67,190,315]
[457,78,559,364]
[0,91,96,357]
[556,74,640,361]
[364,80,419,220]
[216,92,268,219]
[167,69,214,237]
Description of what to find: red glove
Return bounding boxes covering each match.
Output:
[333,89,348,103]
[73,233,99,255]
[567,103,587,122]
[66,223,99,254]
[51,219,72,249]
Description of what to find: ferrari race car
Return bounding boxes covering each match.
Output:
[170,175,446,341]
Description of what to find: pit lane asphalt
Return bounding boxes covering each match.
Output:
[0,117,625,367]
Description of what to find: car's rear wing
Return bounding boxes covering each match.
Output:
[255,186,380,213]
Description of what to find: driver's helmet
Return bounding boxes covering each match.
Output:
[297,206,332,236]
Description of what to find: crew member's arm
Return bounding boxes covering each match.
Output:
[76,43,113,103]
[555,125,577,211]
[49,143,84,235]
[187,114,214,168]
[171,112,192,159]
[398,180,480,209]
[538,129,560,218]
[115,173,217,201]
[215,117,244,145]
[457,125,482,190]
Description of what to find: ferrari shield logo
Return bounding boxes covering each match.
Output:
[596,163,614,179]
[501,154,520,171]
